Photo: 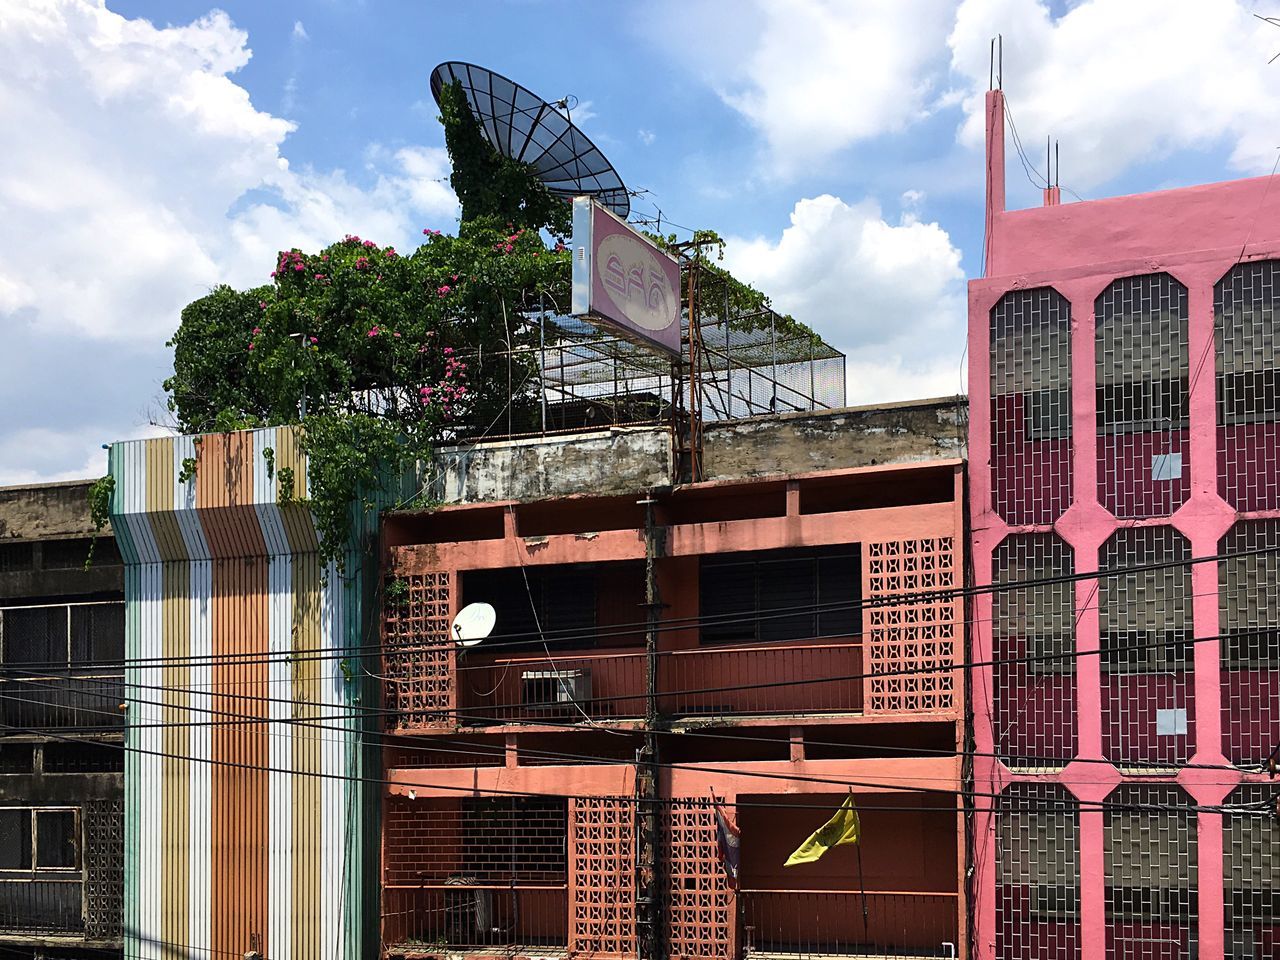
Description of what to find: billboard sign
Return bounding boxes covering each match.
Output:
[571,196,682,357]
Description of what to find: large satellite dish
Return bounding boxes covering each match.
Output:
[430,61,630,218]
[451,602,496,647]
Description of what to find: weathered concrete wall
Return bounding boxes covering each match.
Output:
[0,480,122,601]
[0,479,105,540]
[430,426,674,503]
[702,396,968,481]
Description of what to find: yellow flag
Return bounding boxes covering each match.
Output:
[784,796,861,866]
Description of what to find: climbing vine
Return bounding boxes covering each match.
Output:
[158,81,810,565]
[85,474,115,570]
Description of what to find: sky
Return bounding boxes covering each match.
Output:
[3,0,1280,484]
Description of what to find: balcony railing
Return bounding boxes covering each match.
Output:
[383,884,568,956]
[0,674,125,731]
[0,877,85,936]
[453,637,862,725]
[740,890,959,959]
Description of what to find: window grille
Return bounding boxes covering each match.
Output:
[1104,785,1197,960]
[699,546,859,645]
[1099,528,1195,767]
[1219,520,1280,768]
[1216,260,1280,511]
[992,534,1077,767]
[1223,785,1280,960]
[990,287,1073,524]
[1096,273,1190,519]
[0,602,125,730]
[383,796,570,950]
[383,573,454,728]
[82,797,123,940]
[995,783,1080,960]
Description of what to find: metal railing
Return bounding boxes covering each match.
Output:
[452,637,862,725]
[740,890,959,959]
[382,885,568,953]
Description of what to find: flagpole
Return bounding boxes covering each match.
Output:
[850,789,869,945]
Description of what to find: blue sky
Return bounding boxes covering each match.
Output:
[3,0,1280,483]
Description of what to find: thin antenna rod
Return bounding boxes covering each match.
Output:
[998,34,1003,90]
[1055,140,1060,189]
[990,38,995,90]
[1046,136,1051,187]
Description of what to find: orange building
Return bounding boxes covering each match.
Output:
[377,404,968,960]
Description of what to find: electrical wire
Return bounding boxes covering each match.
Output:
[0,718,1258,818]
[7,540,1276,673]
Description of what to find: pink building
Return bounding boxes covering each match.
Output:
[970,89,1280,960]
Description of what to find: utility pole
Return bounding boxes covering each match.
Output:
[637,489,667,960]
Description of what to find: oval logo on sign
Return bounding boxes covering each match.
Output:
[596,233,677,334]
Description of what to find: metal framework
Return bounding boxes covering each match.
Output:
[454,261,846,453]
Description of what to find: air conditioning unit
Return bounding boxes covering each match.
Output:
[520,668,592,711]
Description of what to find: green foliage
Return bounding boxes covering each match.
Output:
[438,79,572,237]
[164,224,570,565]
[649,228,818,342]
[262,445,275,480]
[384,576,409,606]
[85,475,115,570]
[277,466,296,503]
[177,456,197,486]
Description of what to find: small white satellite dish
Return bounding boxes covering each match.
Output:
[451,602,496,647]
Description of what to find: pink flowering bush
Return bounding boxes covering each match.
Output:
[164,216,570,563]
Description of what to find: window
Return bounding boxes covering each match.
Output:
[0,543,33,573]
[700,546,859,645]
[1023,386,1072,441]
[0,807,79,873]
[1099,528,1193,674]
[0,602,124,669]
[462,566,597,650]
[1220,522,1280,669]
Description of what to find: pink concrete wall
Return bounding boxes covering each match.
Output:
[972,91,1280,960]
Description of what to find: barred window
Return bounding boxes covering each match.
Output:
[990,287,1072,525]
[1095,273,1190,519]
[996,784,1080,960]
[1216,261,1280,511]
[1099,527,1195,767]
[1104,785,1197,959]
[992,534,1077,767]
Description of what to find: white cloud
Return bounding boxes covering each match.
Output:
[291,20,309,42]
[0,0,458,344]
[638,128,656,146]
[948,0,1280,189]
[722,194,966,405]
[0,0,459,483]
[654,0,957,175]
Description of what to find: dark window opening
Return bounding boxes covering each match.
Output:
[1101,630,1194,673]
[1,606,68,666]
[43,742,123,774]
[35,811,77,869]
[0,543,34,574]
[1023,386,1072,440]
[41,538,104,571]
[1096,376,1190,433]
[70,604,124,666]
[0,809,31,870]
[0,745,33,775]
[0,807,79,872]
[700,546,860,645]
[462,566,599,650]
